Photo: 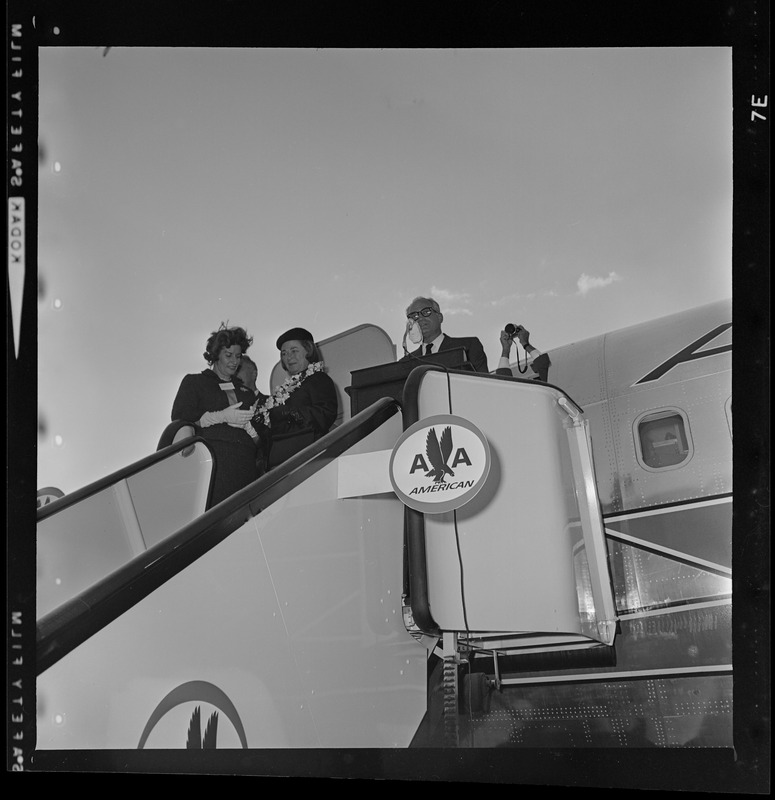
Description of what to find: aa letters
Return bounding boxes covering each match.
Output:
[409,447,472,474]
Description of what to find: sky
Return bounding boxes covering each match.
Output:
[36,46,733,495]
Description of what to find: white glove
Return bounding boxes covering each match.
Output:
[242,421,260,441]
[199,403,254,428]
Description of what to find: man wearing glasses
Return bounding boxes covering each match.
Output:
[401,296,490,373]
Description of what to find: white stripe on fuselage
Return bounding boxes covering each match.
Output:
[498,663,733,687]
[605,495,731,523]
[601,496,732,576]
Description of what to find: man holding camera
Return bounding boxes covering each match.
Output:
[495,324,551,382]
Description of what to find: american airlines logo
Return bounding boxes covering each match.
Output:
[138,681,248,749]
[389,414,491,514]
[634,321,732,385]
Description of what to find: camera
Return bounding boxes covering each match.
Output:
[504,323,523,336]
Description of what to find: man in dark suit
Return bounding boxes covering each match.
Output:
[236,354,268,403]
[400,296,489,373]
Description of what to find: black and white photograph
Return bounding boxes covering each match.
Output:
[8,0,769,789]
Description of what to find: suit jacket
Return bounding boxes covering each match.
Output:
[402,334,490,373]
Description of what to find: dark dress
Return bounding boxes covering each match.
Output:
[258,370,339,468]
[171,369,260,508]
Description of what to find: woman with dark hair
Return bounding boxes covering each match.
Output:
[171,323,261,507]
[249,327,338,468]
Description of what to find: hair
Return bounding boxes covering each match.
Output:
[203,323,253,364]
[239,354,257,369]
[279,338,322,372]
[406,296,440,315]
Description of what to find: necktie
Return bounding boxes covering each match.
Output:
[425,343,433,355]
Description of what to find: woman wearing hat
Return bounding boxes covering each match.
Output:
[171,324,261,508]
[250,327,338,468]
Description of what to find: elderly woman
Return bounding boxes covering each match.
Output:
[250,327,338,468]
[171,324,260,508]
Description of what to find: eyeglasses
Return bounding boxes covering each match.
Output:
[407,307,437,321]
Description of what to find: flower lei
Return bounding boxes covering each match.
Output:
[255,361,323,427]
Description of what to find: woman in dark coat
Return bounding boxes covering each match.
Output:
[171,324,261,508]
[250,327,338,468]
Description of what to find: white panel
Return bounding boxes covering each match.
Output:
[37,489,136,619]
[127,443,213,548]
[337,450,393,498]
[38,424,427,749]
[416,370,613,641]
[37,443,214,618]
[112,479,146,555]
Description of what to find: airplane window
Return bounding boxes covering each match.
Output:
[635,410,692,469]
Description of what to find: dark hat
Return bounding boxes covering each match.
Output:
[276,327,314,350]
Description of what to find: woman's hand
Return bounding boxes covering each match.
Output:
[199,403,255,428]
[222,402,255,427]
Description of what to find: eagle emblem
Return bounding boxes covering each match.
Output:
[425,426,455,482]
[186,706,219,749]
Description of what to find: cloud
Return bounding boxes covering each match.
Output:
[430,285,474,315]
[489,292,536,307]
[576,271,623,296]
[489,289,558,307]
